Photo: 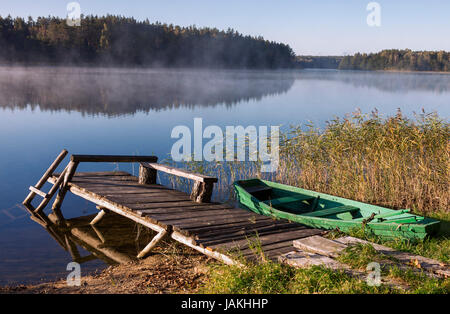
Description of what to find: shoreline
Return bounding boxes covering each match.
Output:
[302,68,450,75]
[0,252,210,294]
[0,63,449,75]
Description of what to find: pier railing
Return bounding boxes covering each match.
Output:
[24,151,218,220]
[139,162,218,203]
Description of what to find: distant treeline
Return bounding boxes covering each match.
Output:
[296,56,343,69]
[338,50,450,72]
[0,15,295,68]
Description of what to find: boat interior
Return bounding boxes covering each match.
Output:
[237,179,424,224]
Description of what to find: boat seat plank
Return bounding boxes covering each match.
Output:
[264,195,315,206]
[303,205,359,217]
[244,185,272,194]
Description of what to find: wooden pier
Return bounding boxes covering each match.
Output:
[23,151,323,265]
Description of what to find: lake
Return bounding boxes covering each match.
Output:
[0,67,449,285]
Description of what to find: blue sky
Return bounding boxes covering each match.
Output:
[1,0,449,55]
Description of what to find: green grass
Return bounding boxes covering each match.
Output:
[325,225,450,264]
[199,241,449,294]
[200,261,395,294]
[336,243,450,294]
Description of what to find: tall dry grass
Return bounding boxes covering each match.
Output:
[276,110,449,214]
[165,110,448,215]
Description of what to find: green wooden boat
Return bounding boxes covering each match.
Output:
[233,179,440,240]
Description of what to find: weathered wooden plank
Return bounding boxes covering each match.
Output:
[293,235,347,258]
[68,171,132,177]
[29,186,48,198]
[198,225,313,248]
[162,212,269,229]
[279,250,410,290]
[174,219,281,238]
[71,155,158,163]
[147,208,260,222]
[184,219,271,233]
[106,194,191,204]
[196,223,306,244]
[279,251,352,270]
[142,163,218,183]
[207,228,322,250]
[194,221,299,239]
[136,204,234,215]
[93,190,175,197]
[240,239,295,257]
[171,214,272,230]
[72,185,174,196]
[141,209,251,222]
[335,236,449,277]
[75,182,174,192]
[263,246,299,261]
[73,178,140,185]
[132,201,230,211]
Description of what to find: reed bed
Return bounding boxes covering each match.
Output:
[277,110,449,215]
[166,110,449,215]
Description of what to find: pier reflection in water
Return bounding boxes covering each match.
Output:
[29,209,157,266]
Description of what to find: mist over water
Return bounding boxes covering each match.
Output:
[0,67,296,116]
[0,67,448,116]
[0,66,449,286]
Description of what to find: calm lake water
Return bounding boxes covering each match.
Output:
[0,66,449,285]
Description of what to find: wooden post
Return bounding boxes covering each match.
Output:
[90,209,107,225]
[65,234,82,262]
[51,161,79,225]
[91,225,106,243]
[139,163,157,184]
[137,229,168,259]
[190,181,214,203]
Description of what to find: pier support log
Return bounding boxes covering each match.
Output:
[139,163,157,184]
[90,209,108,225]
[137,229,168,259]
[190,181,214,203]
[51,161,79,225]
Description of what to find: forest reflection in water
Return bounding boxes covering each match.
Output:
[0,67,295,116]
[0,67,448,117]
